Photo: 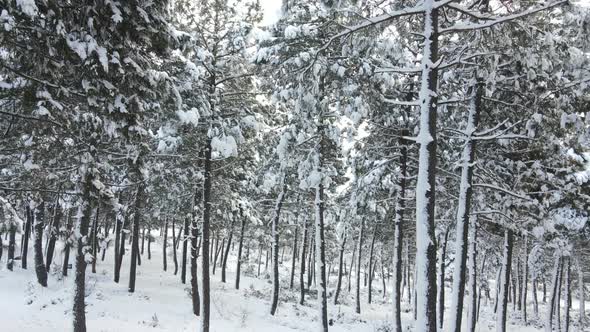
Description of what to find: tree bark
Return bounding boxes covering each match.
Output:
[46,196,61,270]
[162,218,168,271]
[128,181,145,293]
[221,212,237,283]
[414,2,440,331]
[565,257,571,332]
[314,178,329,332]
[21,205,32,269]
[33,201,48,287]
[181,217,188,284]
[289,224,299,290]
[7,223,16,271]
[236,207,247,290]
[496,229,513,332]
[576,256,585,324]
[522,234,528,323]
[172,219,179,275]
[190,202,201,316]
[113,201,124,283]
[270,179,287,316]
[466,219,477,332]
[62,211,72,277]
[368,227,376,304]
[200,137,213,332]
[334,227,347,305]
[448,81,482,332]
[545,256,562,332]
[300,217,309,305]
[72,171,95,332]
[355,219,364,314]
[91,203,100,274]
[437,227,450,330]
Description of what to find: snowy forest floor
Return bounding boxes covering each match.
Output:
[0,234,587,332]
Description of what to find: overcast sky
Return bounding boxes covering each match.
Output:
[260,0,282,25]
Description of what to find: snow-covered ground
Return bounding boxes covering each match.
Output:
[0,234,587,332]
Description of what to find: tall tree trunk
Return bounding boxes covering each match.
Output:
[270,179,287,316]
[522,234,528,323]
[113,202,124,283]
[46,196,61,269]
[33,201,48,287]
[213,237,224,274]
[181,217,188,284]
[576,256,585,324]
[414,2,440,331]
[172,219,179,275]
[355,219,364,314]
[393,128,408,332]
[141,226,146,255]
[368,227,376,304]
[348,239,356,293]
[200,137,213,332]
[565,257,571,332]
[496,229,513,332]
[128,181,145,293]
[556,258,563,332]
[91,203,100,274]
[221,212,237,283]
[437,227,450,330]
[300,217,309,305]
[7,223,16,271]
[115,209,128,283]
[190,195,201,316]
[289,225,299,290]
[466,219,477,332]
[72,171,95,332]
[236,207,247,290]
[533,278,539,317]
[448,81,482,332]
[62,211,72,277]
[21,205,32,269]
[308,234,314,288]
[163,218,168,272]
[334,227,347,305]
[314,178,329,332]
[147,226,152,259]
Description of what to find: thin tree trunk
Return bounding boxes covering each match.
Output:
[522,234,528,323]
[213,238,223,274]
[355,219,364,314]
[7,223,16,271]
[466,219,477,332]
[21,206,32,269]
[334,227,347,305]
[565,257,571,332]
[556,258,563,332]
[393,128,408,331]
[348,240,355,293]
[128,181,145,293]
[200,137,213,332]
[221,212,237,283]
[33,201,48,287]
[72,171,95,332]
[91,203,100,274]
[62,211,72,277]
[314,167,329,331]
[113,203,124,283]
[448,81,482,332]
[533,278,539,317]
[270,179,287,316]
[290,225,299,290]
[163,218,168,272]
[300,217,309,305]
[437,227,450,330]
[147,226,151,259]
[576,256,585,324]
[181,217,188,284]
[46,196,61,269]
[257,244,262,278]
[141,227,146,255]
[496,229,513,332]
[190,204,201,316]
[368,227,376,304]
[116,209,128,283]
[236,207,247,290]
[172,219,178,275]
